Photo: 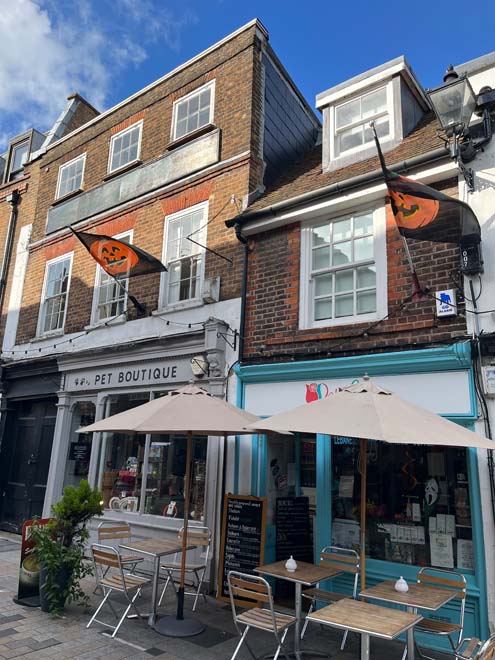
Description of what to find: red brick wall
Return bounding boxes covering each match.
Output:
[14,25,264,344]
[242,179,468,362]
[31,25,260,244]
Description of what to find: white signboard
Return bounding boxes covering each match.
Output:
[435,289,457,317]
[244,371,472,417]
[64,357,191,392]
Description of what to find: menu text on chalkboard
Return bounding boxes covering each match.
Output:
[217,494,266,605]
[276,496,313,563]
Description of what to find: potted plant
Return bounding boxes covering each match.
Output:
[29,480,103,614]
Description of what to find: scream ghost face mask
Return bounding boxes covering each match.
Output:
[425,477,439,506]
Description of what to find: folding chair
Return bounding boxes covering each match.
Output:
[93,521,143,593]
[158,525,211,611]
[301,545,359,649]
[87,544,150,638]
[227,571,295,660]
[456,633,495,659]
[414,567,467,659]
[97,521,143,572]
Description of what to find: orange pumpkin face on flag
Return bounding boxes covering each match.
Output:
[89,238,139,275]
[389,189,440,231]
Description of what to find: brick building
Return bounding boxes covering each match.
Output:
[227,54,495,648]
[0,95,98,531]
[0,18,319,598]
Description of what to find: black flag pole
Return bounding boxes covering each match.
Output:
[370,122,427,301]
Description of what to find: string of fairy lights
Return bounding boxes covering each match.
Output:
[3,313,209,358]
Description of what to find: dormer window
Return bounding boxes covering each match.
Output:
[317,57,429,172]
[334,86,390,157]
[7,140,29,181]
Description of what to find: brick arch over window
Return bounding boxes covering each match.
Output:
[160,181,213,217]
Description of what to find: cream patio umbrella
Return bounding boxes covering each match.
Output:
[247,376,493,591]
[80,384,260,637]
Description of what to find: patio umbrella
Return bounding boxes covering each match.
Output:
[80,384,260,636]
[247,375,493,591]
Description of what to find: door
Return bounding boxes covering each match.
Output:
[0,400,57,532]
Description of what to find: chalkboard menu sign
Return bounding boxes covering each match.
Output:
[276,496,313,563]
[217,494,266,605]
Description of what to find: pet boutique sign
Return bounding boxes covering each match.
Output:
[64,357,192,392]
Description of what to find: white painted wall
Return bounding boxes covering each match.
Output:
[462,59,495,631]
[3,224,32,352]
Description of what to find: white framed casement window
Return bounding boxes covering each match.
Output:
[91,231,132,324]
[332,83,392,159]
[300,206,387,329]
[37,253,73,336]
[108,121,143,174]
[171,81,215,141]
[56,153,86,199]
[160,202,208,308]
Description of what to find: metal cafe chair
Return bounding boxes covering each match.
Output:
[415,566,467,659]
[227,571,295,660]
[301,545,360,650]
[158,525,211,611]
[87,544,150,638]
[456,633,495,659]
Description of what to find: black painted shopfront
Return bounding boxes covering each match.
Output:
[0,360,60,532]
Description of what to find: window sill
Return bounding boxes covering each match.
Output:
[31,329,65,343]
[152,299,205,317]
[166,124,217,152]
[84,314,127,332]
[51,188,84,206]
[103,160,142,181]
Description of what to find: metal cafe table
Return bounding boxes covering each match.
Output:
[119,537,196,628]
[360,580,457,660]
[255,560,342,660]
[307,598,422,660]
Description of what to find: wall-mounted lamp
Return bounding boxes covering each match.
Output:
[426,65,495,192]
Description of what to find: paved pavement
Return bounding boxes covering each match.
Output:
[0,534,451,659]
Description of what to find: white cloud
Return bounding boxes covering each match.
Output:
[0,0,197,151]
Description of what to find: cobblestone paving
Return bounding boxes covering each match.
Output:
[0,534,450,659]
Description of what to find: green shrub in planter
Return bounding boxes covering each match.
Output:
[29,480,103,614]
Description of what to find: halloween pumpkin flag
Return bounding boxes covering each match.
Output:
[372,128,480,246]
[70,228,167,278]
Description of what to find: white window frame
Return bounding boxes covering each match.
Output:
[90,230,133,325]
[159,201,208,310]
[330,82,394,160]
[56,153,86,199]
[7,139,30,181]
[37,252,74,337]
[299,205,387,329]
[107,120,143,174]
[171,80,215,142]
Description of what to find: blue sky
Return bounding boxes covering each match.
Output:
[1,0,494,154]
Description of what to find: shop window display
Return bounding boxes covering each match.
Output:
[97,393,207,520]
[331,440,474,572]
[63,402,95,489]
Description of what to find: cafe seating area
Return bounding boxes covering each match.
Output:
[79,519,491,660]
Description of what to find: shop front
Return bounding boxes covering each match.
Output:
[236,342,490,651]
[42,322,231,589]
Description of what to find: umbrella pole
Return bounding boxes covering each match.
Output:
[154,432,205,637]
[177,431,193,621]
[360,438,367,593]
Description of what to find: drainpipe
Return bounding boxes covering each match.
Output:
[234,223,251,362]
[0,189,20,316]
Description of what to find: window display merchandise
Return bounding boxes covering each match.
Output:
[331,440,473,571]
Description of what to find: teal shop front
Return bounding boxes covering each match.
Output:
[234,343,489,652]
